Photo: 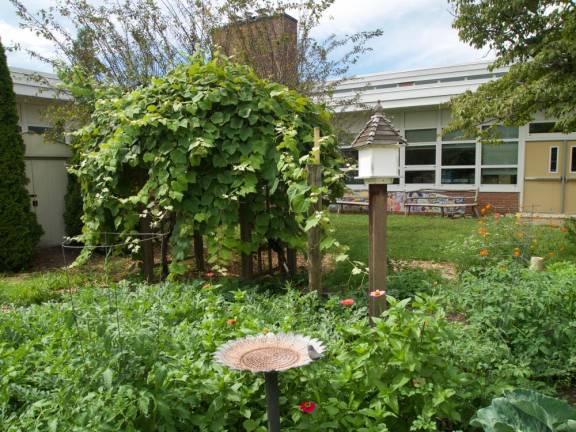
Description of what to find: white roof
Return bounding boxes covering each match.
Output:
[10,66,68,100]
[331,61,508,111]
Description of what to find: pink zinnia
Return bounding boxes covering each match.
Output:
[339,298,355,306]
[298,401,317,413]
[369,290,385,298]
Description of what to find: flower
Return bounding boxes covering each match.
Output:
[339,298,355,306]
[548,251,556,257]
[486,203,493,210]
[480,208,486,215]
[202,283,212,289]
[369,290,386,298]
[513,248,521,257]
[560,226,568,233]
[478,227,488,237]
[205,271,215,278]
[479,248,489,257]
[226,318,237,325]
[299,401,317,413]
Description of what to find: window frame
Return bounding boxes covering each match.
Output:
[549,145,559,173]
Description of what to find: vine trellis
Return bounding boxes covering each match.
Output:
[71,54,347,280]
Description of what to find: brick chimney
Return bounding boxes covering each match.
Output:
[213,13,298,88]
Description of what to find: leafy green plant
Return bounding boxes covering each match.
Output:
[444,261,576,385]
[0,40,43,272]
[471,389,576,432]
[73,54,346,275]
[0,283,465,431]
[447,213,572,272]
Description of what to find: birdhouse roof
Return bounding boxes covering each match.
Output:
[351,112,406,149]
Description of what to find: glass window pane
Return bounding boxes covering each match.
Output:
[405,170,435,184]
[442,129,477,141]
[405,145,436,165]
[482,141,518,165]
[550,147,559,172]
[405,129,436,143]
[481,168,518,184]
[28,126,52,134]
[481,125,519,139]
[571,147,576,173]
[529,122,556,134]
[441,168,475,184]
[442,143,475,166]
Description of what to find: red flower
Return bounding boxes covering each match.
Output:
[205,271,215,278]
[339,298,355,306]
[226,318,237,325]
[298,401,317,413]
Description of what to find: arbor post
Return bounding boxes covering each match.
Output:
[239,201,253,280]
[139,214,155,282]
[368,183,388,322]
[307,127,322,295]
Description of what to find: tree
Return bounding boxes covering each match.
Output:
[8,0,381,97]
[0,40,43,272]
[73,55,345,276]
[447,0,576,140]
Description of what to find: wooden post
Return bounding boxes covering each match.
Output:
[239,201,253,280]
[264,372,281,432]
[307,127,322,295]
[368,183,388,322]
[193,230,205,273]
[286,248,297,278]
[139,214,155,283]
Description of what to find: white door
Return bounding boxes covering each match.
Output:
[25,158,69,246]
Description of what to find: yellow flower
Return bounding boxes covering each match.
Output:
[513,248,521,257]
[478,227,488,237]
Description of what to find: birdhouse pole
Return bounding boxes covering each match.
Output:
[349,110,406,324]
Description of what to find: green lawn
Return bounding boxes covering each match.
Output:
[331,213,476,263]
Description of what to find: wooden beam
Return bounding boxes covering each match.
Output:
[368,183,388,322]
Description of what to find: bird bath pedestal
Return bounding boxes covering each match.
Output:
[214,333,324,432]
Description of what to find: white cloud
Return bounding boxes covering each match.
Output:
[0,20,56,72]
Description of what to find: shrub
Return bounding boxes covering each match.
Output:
[0,40,43,271]
[447,213,571,272]
[63,173,83,237]
[0,283,465,431]
[444,262,576,386]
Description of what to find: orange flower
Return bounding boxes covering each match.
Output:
[513,248,521,257]
[339,298,355,306]
[479,248,489,257]
[486,204,493,210]
[369,290,386,298]
[478,227,488,237]
[226,318,237,325]
[480,208,486,216]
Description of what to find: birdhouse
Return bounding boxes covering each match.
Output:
[351,112,406,184]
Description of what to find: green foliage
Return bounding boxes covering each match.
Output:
[447,1,576,139]
[387,267,444,300]
[471,389,576,432]
[444,262,576,386]
[0,284,465,431]
[0,40,43,272]
[447,213,573,272]
[73,54,345,274]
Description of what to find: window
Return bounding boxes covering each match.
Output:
[28,126,52,134]
[550,146,559,173]
[481,168,518,184]
[405,145,435,165]
[571,146,576,173]
[529,122,556,134]
[405,128,436,143]
[341,148,363,185]
[442,143,475,165]
[405,170,435,184]
[481,125,519,139]
[441,168,475,184]
[482,142,518,165]
[442,129,474,141]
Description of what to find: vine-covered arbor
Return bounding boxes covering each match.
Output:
[74,55,345,277]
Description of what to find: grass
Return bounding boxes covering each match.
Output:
[331,213,476,263]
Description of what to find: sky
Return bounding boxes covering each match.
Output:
[1,0,494,76]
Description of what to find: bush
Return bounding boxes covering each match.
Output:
[0,283,466,431]
[447,213,572,272]
[444,262,576,387]
[0,41,43,272]
[63,173,83,237]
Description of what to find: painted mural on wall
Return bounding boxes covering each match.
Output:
[337,190,465,215]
